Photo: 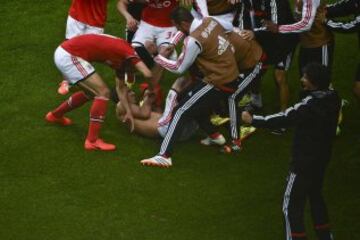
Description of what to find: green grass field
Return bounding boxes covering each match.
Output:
[0,1,359,239]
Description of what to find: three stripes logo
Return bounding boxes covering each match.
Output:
[217,36,230,55]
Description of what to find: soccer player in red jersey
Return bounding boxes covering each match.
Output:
[118,0,179,109]
[46,34,152,151]
[66,0,108,39]
[59,0,109,95]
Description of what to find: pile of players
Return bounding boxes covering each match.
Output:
[44,0,359,239]
[46,0,359,157]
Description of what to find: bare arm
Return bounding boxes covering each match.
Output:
[154,37,201,74]
[116,77,135,132]
[134,61,152,79]
[117,0,139,32]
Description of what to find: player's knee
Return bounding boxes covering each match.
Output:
[96,86,110,98]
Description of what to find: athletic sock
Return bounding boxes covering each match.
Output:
[86,97,109,142]
[158,89,178,126]
[52,91,89,118]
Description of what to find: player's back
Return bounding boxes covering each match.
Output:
[228,31,263,71]
[61,34,137,68]
[190,18,239,86]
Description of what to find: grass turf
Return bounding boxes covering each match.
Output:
[0,0,359,239]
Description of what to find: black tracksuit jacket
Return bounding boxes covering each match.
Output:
[252,90,341,174]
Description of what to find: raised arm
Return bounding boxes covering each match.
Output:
[277,0,320,33]
[117,0,139,32]
[154,36,202,74]
[115,76,135,131]
[249,96,314,129]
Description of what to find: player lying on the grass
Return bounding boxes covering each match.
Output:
[116,76,201,140]
[242,63,340,240]
[45,34,151,151]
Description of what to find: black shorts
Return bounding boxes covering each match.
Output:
[355,63,360,82]
[299,43,334,76]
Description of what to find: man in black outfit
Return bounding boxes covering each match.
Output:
[326,0,360,100]
[242,63,341,240]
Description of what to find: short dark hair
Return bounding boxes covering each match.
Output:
[303,62,331,90]
[170,7,194,25]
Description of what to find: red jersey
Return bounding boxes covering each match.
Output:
[69,0,108,28]
[61,34,140,69]
[141,0,178,27]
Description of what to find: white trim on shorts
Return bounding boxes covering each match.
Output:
[65,15,104,39]
[54,46,95,85]
[132,20,177,47]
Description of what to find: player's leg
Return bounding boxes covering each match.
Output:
[77,73,115,151]
[274,69,289,111]
[308,168,334,240]
[141,82,219,167]
[283,172,308,240]
[272,53,293,135]
[275,53,292,112]
[228,63,263,150]
[131,21,156,69]
[46,47,94,125]
[59,16,88,95]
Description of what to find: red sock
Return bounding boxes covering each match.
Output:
[86,97,108,142]
[52,91,89,118]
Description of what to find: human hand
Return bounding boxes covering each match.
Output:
[241,111,253,124]
[123,112,135,132]
[126,17,138,32]
[263,20,279,33]
[144,41,158,55]
[239,30,255,40]
[159,44,175,57]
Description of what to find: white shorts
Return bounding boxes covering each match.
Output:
[132,21,177,47]
[54,46,95,85]
[65,16,104,39]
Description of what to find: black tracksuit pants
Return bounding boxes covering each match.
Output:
[159,81,228,156]
[283,166,333,240]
